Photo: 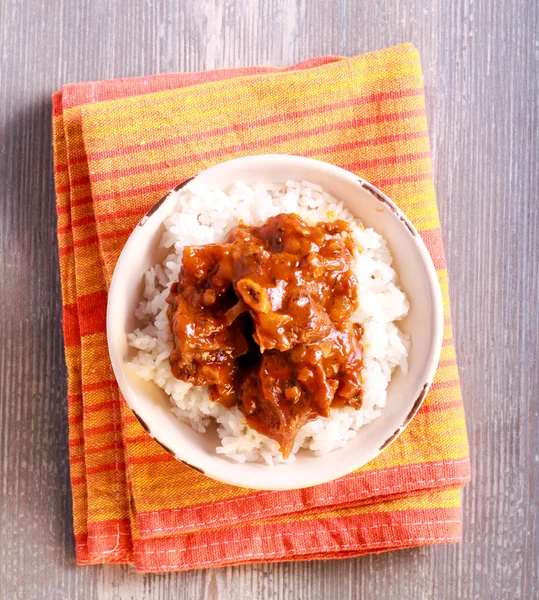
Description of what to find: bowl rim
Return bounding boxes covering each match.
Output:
[107,154,444,490]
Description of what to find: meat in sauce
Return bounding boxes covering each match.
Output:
[166,213,364,457]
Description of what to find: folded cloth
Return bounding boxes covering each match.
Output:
[53,43,470,572]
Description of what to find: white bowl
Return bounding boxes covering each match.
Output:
[107,155,443,491]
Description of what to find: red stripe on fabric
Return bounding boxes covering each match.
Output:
[73,235,99,249]
[55,194,95,215]
[69,440,124,456]
[84,423,121,436]
[90,141,428,191]
[58,244,74,257]
[430,379,460,391]
[72,195,94,208]
[134,506,461,571]
[135,457,469,538]
[58,214,96,233]
[83,518,133,562]
[94,206,152,224]
[101,227,134,241]
[80,518,132,536]
[56,202,71,216]
[56,204,70,215]
[73,130,429,228]
[78,290,108,337]
[68,394,82,404]
[63,302,80,347]
[340,150,431,172]
[438,358,458,368]
[420,400,463,413]
[90,109,427,196]
[78,550,132,565]
[420,228,447,270]
[84,400,119,414]
[62,57,342,112]
[56,175,91,192]
[75,519,133,565]
[372,171,432,188]
[442,338,454,347]
[303,130,429,157]
[124,434,153,445]
[73,227,134,250]
[57,112,428,217]
[66,154,89,168]
[87,88,424,163]
[129,454,175,466]
[75,548,91,565]
[82,379,117,392]
[69,415,83,425]
[86,442,124,455]
[86,462,126,475]
[71,174,91,187]
[72,215,96,229]
[69,438,149,459]
[52,92,63,117]
[61,130,428,207]
[145,506,461,545]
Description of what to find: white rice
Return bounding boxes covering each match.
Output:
[127,180,410,465]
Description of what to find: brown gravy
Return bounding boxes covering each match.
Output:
[166,213,364,457]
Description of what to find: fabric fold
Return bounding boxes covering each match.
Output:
[53,43,470,571]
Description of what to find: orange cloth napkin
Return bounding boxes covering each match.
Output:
[53,44,470,572]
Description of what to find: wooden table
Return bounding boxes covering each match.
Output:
[1,0,537,598]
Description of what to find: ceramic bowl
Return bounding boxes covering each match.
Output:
[107,155,443,490]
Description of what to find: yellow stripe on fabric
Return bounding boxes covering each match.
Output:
[270,488,462,526]
[439,344,457,363]
[88,144,432,203]
[379,179,435,202]
[355,158,433,185]
[434,365,459,383]
[130,463,252,509]
[71,251,108,296]
[423,385,463,406]
[437,269,450,310]
[404,196,440,230]
[84,49,423,138]
[85,104,428,188]
[80,332,114,384]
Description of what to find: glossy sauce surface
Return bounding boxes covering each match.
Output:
[166,213,364,456]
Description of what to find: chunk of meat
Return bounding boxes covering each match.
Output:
[166,212,365,455]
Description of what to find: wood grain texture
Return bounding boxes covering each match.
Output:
[0,0,537,598]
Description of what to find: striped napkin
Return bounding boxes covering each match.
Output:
[53,43,470,572]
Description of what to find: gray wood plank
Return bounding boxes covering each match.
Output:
[0,0,537,598]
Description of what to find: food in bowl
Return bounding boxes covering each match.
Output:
[127,180,409,464]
